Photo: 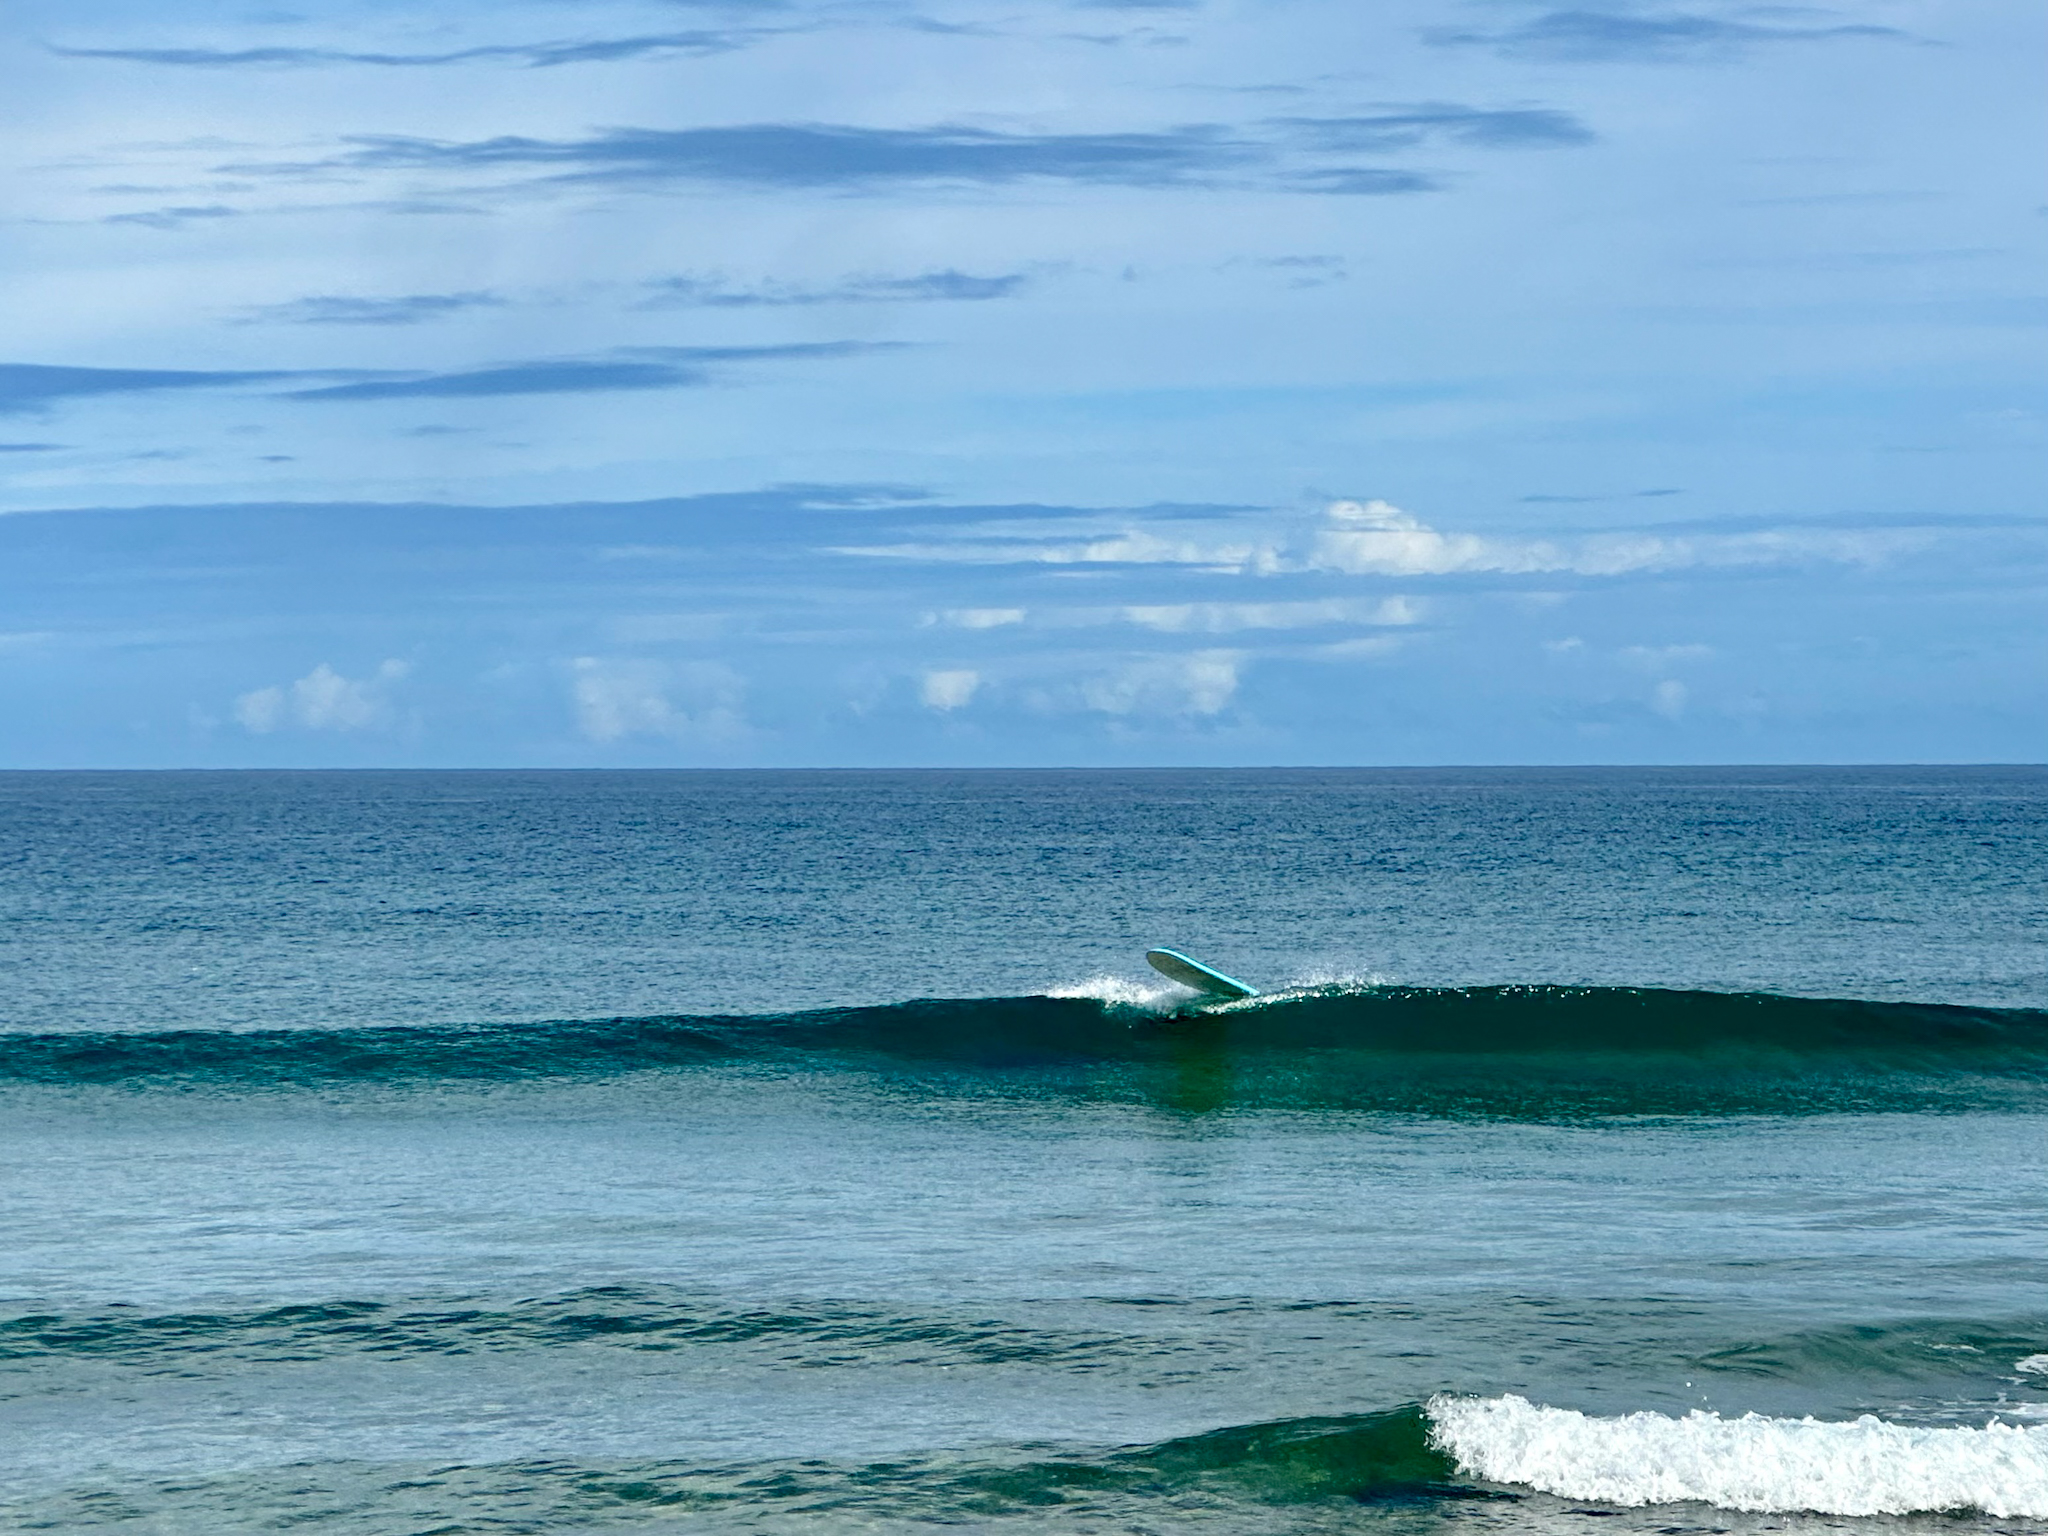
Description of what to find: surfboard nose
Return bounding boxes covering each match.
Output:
[1145,948,1257,1000]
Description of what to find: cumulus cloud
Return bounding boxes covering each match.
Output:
[570,657,744,743]
[1080,650,1240,716]
[919,668,980,709]
[235,660,409,733]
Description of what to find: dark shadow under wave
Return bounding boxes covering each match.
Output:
[3,986,2045,1115]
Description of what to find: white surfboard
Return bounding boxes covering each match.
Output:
[1145,948,1257,1001]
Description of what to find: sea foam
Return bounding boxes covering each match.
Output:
[1046,974,1183,1009]
[1428,1393,2048,1517]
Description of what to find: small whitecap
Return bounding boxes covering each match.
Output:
[2017,1355,2048,1375]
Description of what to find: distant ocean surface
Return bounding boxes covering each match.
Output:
[3,767,2046,1534]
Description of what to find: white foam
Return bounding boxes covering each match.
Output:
[2017,1354,2048,1375]
[1284,966,1389,991]
[1046,974,1182,1010]
[1428,1393,2048,1518]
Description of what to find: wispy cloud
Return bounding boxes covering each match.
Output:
[1522,489,1684,504]
[1277,106,1596,151]
[924,607,1028,628]
[52,34,756,70]
[1287,168,1439,195]
[0,362,287,413]
[643,270,1027,306]
[235,105,1592,198]
[841,498,1930,579]
[1425,10,1905,64]
[103,204,239,230]
[309,123,1251,190]
[0,343,888,414]
[923,597,1424,632]
[1116,596,1424,632]
[244,292,506,326]
[284,343,890,402]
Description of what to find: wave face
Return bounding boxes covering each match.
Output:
[5,985,2045,1115]
[1430,1394,2048,1518]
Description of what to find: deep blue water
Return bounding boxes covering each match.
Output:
[2,768,2046,1532]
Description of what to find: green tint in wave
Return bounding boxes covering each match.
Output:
[3,987,2045,1116]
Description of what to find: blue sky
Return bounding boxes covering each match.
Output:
[2,0,2042,765]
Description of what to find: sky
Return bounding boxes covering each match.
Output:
[1,0,2042,766]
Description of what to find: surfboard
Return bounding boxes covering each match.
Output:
[1145,948,1257,1001]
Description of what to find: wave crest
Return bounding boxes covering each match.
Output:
[3,986,2043,1116]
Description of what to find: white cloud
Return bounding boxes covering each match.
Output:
[1313,634,1407,659]
[1079,650,1241,716]
[925,607,1026,629]
[234,660,409,734]
[1651,678,1689,720]
[569,657,744,743]
[919,668,980,710]
[1308,501,1906,579]
[1119,595,1423,632]
[841,500,1928,582]
[234,686,284,734]
[843,528,1278,572]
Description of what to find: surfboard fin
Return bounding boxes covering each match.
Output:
[1145,948,1257,1000]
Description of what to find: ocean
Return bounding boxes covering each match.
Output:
[2,767,2045,1533]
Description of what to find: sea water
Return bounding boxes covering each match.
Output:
[1,767,2045,1533]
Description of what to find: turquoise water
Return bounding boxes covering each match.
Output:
[2,768,2045,1531]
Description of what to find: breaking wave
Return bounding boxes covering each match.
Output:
[10,1391,2042,1523]
[1429,1393,2048,1517]
[3,985,2044,1115]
